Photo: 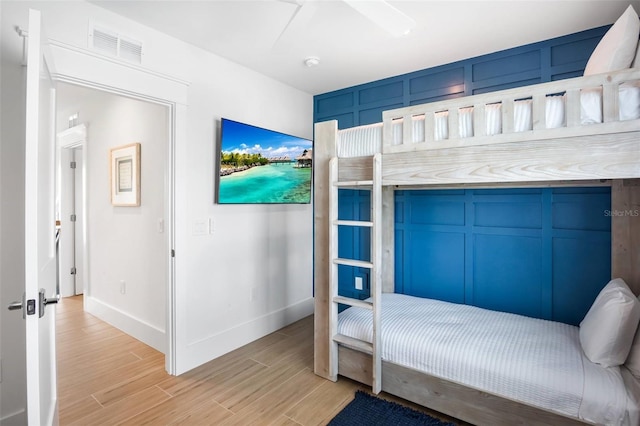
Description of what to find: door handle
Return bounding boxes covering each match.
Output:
[8,301,22,310]
[7,292,57,318]
[7,294,27,318]
[39,288,59,318]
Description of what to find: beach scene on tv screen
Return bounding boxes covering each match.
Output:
[217,119,312,204]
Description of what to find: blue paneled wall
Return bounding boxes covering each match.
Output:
[336,188,611,326]
[320,25,616,325]
[314,26,608,128]
[396,188,611,326]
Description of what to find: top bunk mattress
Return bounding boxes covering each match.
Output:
[336,82,640,158]
[337,293,639,425]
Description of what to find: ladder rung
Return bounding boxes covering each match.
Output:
[333,220,373,228]
[333,296,373,310]
[333,334,373,354]
[334,180,373,188]
[332,258,373,269]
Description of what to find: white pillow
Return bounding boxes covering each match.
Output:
[580,278,640,367]
[584,5,640,76]
[626,309,640,378]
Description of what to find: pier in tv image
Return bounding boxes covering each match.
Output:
[217,118,312,204]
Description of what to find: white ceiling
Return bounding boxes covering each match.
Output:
[90,0,638,95]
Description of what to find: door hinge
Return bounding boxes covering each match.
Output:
[70,267,77,275]
[171,249,175,258]
[70,161,77,169]
[70,214,77,222]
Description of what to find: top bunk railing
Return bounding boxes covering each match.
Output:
[381,68,640,154]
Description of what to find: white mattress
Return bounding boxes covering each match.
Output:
[337,293,638,425]
[336,82,640,157]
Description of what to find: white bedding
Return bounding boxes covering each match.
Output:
[337,293,639,425]
[336,82,640,157]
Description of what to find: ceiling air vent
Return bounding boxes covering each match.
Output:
[89,25,143,64]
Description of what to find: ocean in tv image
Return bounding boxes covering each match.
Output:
[217,118,312,204]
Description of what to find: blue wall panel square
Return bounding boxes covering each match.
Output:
[409,68,465,96]
[473,234,543,317]
[316,92,353,114]
[552,237,611,325]
[550,36,602,67]
[553,189,611,232]
[474,200,542,229]
[407,231,465,303]
[395,196,404,224]
[359,81,404,105]
[472,50,541,83]
[408,191,465,226]
[410,201,465,226]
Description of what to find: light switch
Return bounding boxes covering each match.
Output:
[193,219,207,236]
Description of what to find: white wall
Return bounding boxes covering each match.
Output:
[57,84,168,351]
[1,0,313,420]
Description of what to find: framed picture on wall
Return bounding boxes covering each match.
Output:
[110,143,141,206]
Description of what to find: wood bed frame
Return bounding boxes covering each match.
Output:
[313,67,640,425]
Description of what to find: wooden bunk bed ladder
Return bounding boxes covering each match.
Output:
[329,154,383,394]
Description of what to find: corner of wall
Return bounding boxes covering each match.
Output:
[175,296,314,375]
[84,295,166,353]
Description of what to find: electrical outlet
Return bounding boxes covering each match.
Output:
[355,276,363,290]
[120,280,126,295]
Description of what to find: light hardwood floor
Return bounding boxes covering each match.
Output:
[56,295,462,425]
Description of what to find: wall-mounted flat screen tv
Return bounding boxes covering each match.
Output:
[216,118,312,204]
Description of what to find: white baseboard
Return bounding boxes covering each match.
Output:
[84,296,166,353]
[175,297,314,375]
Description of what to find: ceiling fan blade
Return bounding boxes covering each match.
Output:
[343,0,416,37]
[272,1,318,49]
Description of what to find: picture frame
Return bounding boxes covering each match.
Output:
[110,143,141,206]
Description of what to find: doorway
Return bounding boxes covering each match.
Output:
[55,82,170,355]
[58,127,86,297]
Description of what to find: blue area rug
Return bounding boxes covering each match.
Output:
[328,390,455,425]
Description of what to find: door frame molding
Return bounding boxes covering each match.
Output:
[48,40,189,375]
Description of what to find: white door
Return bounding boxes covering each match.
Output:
[58,142,85,297]
[7,9,60,425]
[73,147,84,295]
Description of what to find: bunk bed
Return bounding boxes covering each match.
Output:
[313,6,640,425]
